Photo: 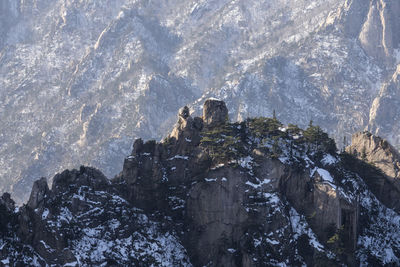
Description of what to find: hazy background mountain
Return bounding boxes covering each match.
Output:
[1,0,399,203]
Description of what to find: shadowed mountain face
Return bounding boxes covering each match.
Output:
[2,100,400,266]
[1,0,400,203]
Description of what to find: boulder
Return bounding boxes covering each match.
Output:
[203,98,228,128]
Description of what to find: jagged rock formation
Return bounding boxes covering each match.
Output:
[3,0,400,204]
[356,0,400,66]
[2,100,400,266]
[346,131,400,211]
[1,166,191,266]
[368,65,400,148]
[347,131,400,181]
[27,177,50,210]
[202,98,229,127]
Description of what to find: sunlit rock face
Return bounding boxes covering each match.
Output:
[1,0,400,203]
[357,0,400,66]
[368,65,400,148]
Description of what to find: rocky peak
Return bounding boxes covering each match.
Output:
[5,100,400,265]
[345,131,400,211]
[179,105,190,120]
[347,131,400,180]
[27,177,50,210]
[169,106,203,140]
[344,0,400,66]
[202,98,228,128]
[368,64,400,146]
[119,100,362,265]
[52,166,110,195]
[167,105,203,157]
[0,192,15,212]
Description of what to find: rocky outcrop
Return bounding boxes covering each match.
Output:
[52,166,110,195]
[168,105,204,154]
[331,0,400,67]
[119,99,359,266]
[1,164,191,266]
[368,65,400,146]
[357,0,400,66]
[202,98,229,128]
[27,177,50,210]
[347,131,400,183]
[281,166,358,249]
[346,131,400,211]
[0,192,15,212]
[4,100,400,266]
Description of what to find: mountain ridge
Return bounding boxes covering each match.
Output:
[2,0,400,203]
[2,99,400,266]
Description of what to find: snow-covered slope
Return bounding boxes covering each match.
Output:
[0,168,191,266]
[1,0,400,203]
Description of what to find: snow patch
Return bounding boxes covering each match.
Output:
[211,163,225,170]
[168,155,189,160]
[40,240,55,253]
[64,262,78,267]
[239,156,253,169]
[266,238,280,245]
[311,167,336,189]
[245,178,271,189]
[322,154,338,165]
[42,208,49,220]
[289,208,325,252]
[207,97,222,101]
[316,168,334,184]
[227,248,236,253]
[263,193,280,205]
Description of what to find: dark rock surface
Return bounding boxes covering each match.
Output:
[2,100,400,266]
[27,177,50,210]
[202,98,229,128]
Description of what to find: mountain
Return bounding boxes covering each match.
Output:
[1,0,400,204]
[2,99,400,266]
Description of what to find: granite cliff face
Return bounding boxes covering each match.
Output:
[346,131,400,211]
[347,131,400,182]
[2,100,400,266]
[368,65,400,147]
[2,0,400,203]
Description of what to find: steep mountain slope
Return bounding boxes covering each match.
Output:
[1,0,400,203]
[2,99,400,266]
[368,65,400,146]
